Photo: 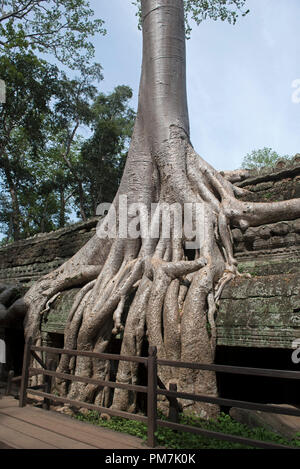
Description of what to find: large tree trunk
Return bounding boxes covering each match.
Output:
[23,0,300,419]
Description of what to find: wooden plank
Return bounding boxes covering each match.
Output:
[0,396,19,409]
[157,389,300,417]
[1,408,145,449]
[0,423,58,449]
[147,346,157,448]
[157,359,300,380]
[31,346,148,365]
[0,440,15,449]
[19,338,32,407]
[0,398,145,449]
[0,413,97,449]
[31,351,47,369]
[2,406,139,447]
[29,367,148,394]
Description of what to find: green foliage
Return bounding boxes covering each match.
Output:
[79,85,136,217]
[0,0,106,69]
[241,147,291,171]
[0,51,134,241]
[54,63,103,128]
[132,0,249,37]
[0,0,250,241]
[0,52,58,142]
[184,0,249,36]
[0,52,60,240]
[48,61,104,222]
[75,410,300,449]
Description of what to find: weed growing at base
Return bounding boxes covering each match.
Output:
[74,411,300,449]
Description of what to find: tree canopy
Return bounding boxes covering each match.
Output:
[0,52,135,243]
[0,52,59,240]
[133,0,249,36]
[80,85,135,217]
[0,1,137,243]
[0,0,106,68]
[241,147,291,171]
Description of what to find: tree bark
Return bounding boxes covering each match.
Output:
[23,0,300,419]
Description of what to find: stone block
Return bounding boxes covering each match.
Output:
[230,406,300,440]
[271,222,290,236]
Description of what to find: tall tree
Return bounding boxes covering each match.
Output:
[24,0,300,418]
[0,126,64,240]
[80,85,135,217]
[0,0,106,69]
[0,53,133,241]
[52,63,103,221]
[0,52,58,240]
[0,0,106,238]
[241,147,291,171]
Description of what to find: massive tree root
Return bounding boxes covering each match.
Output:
[24,132,300,418]
[23,0,300,419]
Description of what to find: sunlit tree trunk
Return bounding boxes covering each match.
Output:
[23,0,300,418]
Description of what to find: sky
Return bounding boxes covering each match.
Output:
[1,0,300,240]
[89,0,300,171]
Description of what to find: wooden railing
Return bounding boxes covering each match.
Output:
[14,338,300,449]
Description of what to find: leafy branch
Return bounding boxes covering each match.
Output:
[0,0,106,69]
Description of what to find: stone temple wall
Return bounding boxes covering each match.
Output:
[218,158,300,349]
[0,218,99,288]
[0,158,300,350]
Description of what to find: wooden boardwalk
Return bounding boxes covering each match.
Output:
[0,396,146,450]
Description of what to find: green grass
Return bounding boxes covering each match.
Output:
[74,410,300,449]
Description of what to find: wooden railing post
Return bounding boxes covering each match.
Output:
[168,383,179,423]
[147,345,157,448]
[19,337,32,408]
[43,359,55,410]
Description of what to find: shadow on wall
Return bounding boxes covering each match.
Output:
[0,283,27,382]
[216,346,300,408]
[0,283,28,328]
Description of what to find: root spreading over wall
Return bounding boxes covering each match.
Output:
[23,0,300,419]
